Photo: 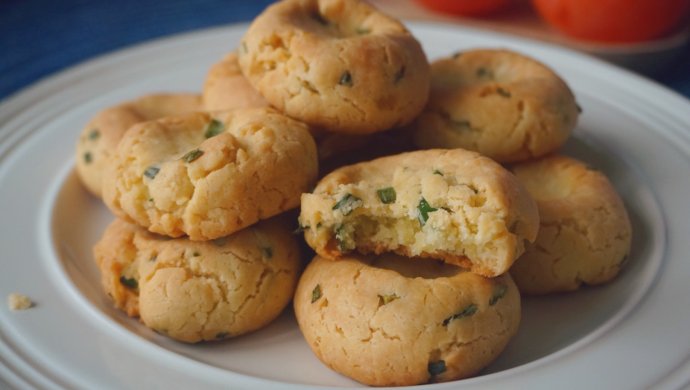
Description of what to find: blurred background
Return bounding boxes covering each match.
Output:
[1,0,689,101]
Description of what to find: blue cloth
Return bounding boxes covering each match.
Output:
[1,0,689,101]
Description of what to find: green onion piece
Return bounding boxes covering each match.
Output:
[433,169,443,176]
[182,149,204,163]
[496,87,511,98]
[378,293,399,306]
[334,224,353,252]
[394,66,406,83]
[216,332,229,339]
[332,193,361,216]
[204,119,225,138]
[476,67,494,79]
[119,276,138,290]
[417,197,438,226]
[339,71,353,87]
[83,152,92,164]
[355,27,370,35]
[311,284,322,303]
[489,285,508,306]
[428,360,446,376]
[376,187,396,204]
[442,303,478,326]
[88,129,100,140]
[261,246,273,259]
[143,166,160,179]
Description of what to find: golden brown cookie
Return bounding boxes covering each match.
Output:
[76,93,202,197]
[413,49,579,162]
[94,217,301,343]
[102,107,318,240]
[202,52,269,111]
[238,0,430,134]
[294,253,521,386]
[509,155,632,294]
[299,148,539,277]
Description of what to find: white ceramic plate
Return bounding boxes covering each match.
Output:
[1,22,690,390]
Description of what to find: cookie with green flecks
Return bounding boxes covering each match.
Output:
[293,253,520,386]
[75,93,203,198]
[237,0,430,134]
[102,107,318,241]
[412,49,579,163]
[299,148,539,277]
[509,154,632,294]
[93,216,301,343]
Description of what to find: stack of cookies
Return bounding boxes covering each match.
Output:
[75,0,632,386]
[82,105,320,342]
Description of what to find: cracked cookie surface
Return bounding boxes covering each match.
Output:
[509,155,632,294]
[412,49,579,163]
[94,217,301,343]
[76,93,202,197]
[238,0,430,134]
[203,52,269,111]
[102,107,318,240]
[294,253,521,386]
[299,148,539,277]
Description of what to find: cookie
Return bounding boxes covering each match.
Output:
[202,52,269,111]
[509,155,632,294]
[412,49,579,163]
[76,93,202,197]
[94,217,301,343]
[238,0,430,134]
[299,148,539,277]
[294,253,521,386]
[102,107,318,240]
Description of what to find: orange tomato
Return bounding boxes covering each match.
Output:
[532,0,690,43]
[415,0,513,16]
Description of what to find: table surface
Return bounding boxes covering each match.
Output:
[2,0,689,103]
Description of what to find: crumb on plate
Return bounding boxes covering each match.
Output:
[8,293,33,311]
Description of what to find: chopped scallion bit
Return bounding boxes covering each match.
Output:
[311,284,322,303]
[394,65,406,83]
[119,276,138,289]
[332,193,361,216]
[88,129,100,140]
[378,293,399,306]
[442,303,478,326]
[428,360,446,376]
[204,119,225,138]
[143,166,160,179]
[489,285,507,306]
[339,71,353,87]
[182,149,204,163]
[417,197,438,226]
[496,87,511,98]
[376,187,396,204]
